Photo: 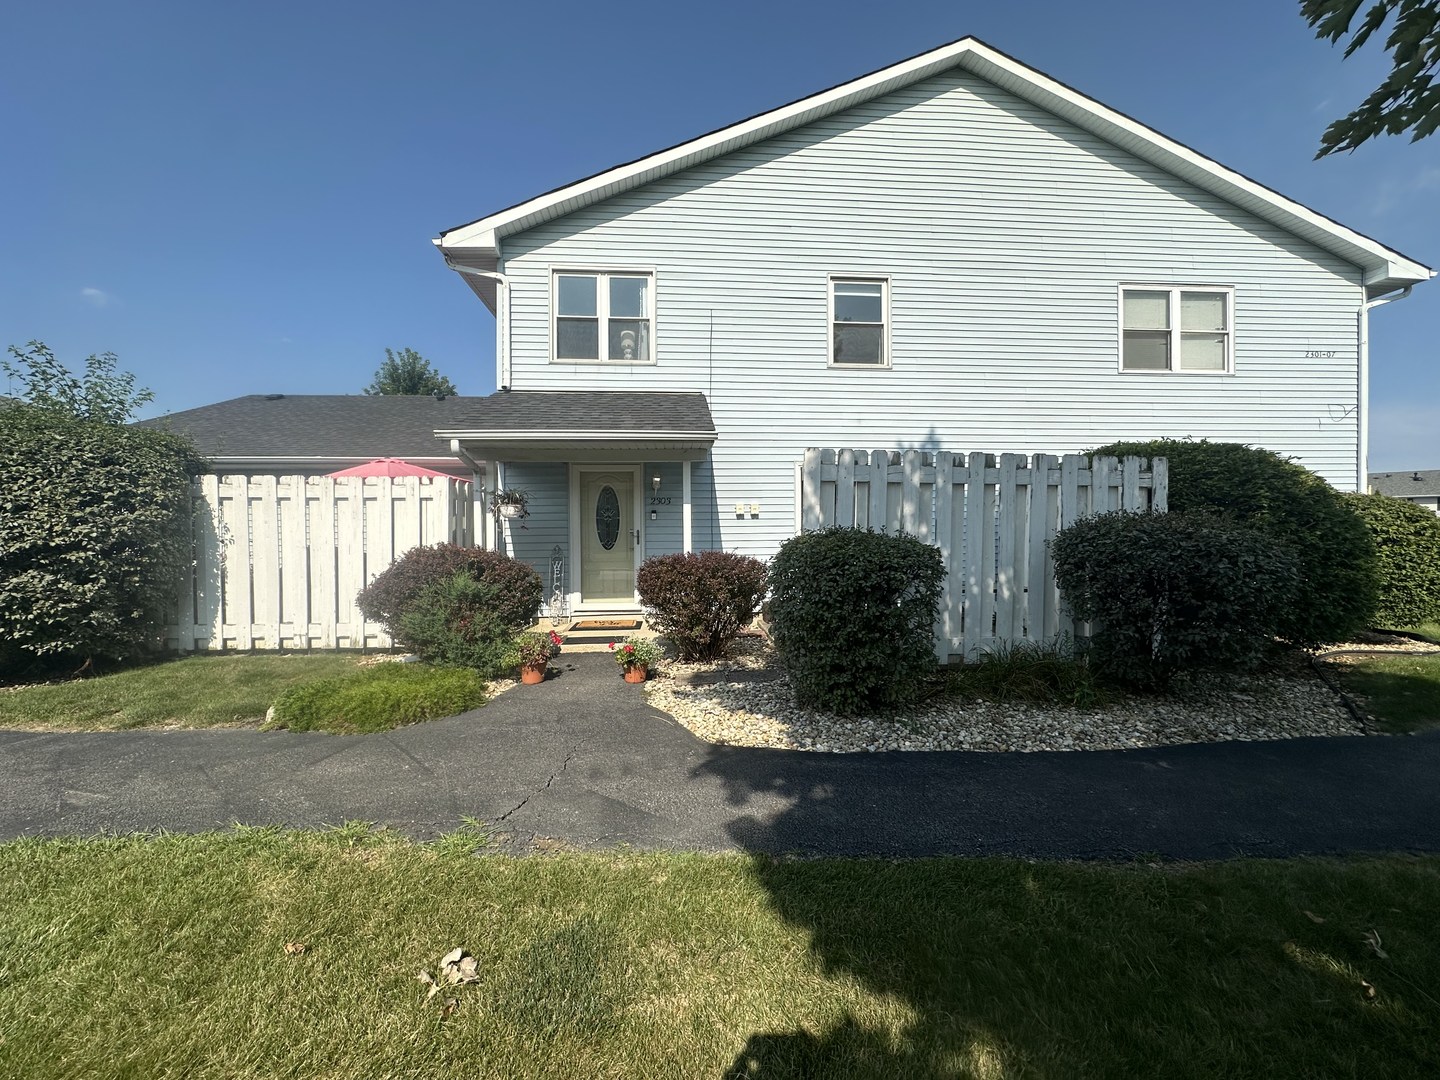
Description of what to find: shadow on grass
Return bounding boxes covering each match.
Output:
[697,748,1440,1079]
[1331,655,1440,734]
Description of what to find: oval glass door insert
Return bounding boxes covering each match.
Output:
[595,485,620,550]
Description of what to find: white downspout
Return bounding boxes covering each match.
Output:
[444,259,512,391]
[1358,284,1414,491]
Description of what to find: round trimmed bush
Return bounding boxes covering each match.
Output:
[1051,509,1300,689]
[1343,492,1440,628]
[768,527,945,714]
[356,543,542,644]
[637,551,768,662]
[1088,439,1377,646]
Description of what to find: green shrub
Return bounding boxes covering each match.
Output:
[356,543,542,644]
[266,663,488,734]
[1051,509,1300,689]
[947,639,1110,708]
[768,527,945,714]
[636,551,768,662]
[0,403,200,675]
[1344,492,1440,628]
[396,572,516,676]
[1088,439,1376,646]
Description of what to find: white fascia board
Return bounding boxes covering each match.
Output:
[210,455,463,467]
[435,37,1431,285]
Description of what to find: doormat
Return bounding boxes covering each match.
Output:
[569,619,643,632]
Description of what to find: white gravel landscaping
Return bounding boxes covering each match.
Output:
[647,639,1366,753]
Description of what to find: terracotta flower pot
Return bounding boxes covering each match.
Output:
[520,663,547,685]
[622,664,648,683]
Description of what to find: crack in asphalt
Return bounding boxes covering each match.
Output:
[494,747,578,823]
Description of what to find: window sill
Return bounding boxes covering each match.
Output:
[551,358,659,366]
[828,361,892,370]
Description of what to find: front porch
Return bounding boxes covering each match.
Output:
[433,390,717,618]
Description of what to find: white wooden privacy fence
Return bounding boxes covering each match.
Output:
[801,450,1167,660]
[166,475,473,651]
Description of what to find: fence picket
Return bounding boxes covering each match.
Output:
[167,475,471,652]
[801,449,1164,660]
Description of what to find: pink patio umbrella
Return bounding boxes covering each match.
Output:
[325,457,454,479]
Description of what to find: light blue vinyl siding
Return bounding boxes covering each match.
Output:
[497,68,1365,560]
[499,462,568,592]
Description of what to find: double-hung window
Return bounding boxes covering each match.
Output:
[830,277,889,366]
[1121,286,1232,372]
[554,271,653,362]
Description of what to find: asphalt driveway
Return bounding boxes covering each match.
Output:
[2,652,1438,859]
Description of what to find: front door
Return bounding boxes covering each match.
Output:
[579,470,637,604]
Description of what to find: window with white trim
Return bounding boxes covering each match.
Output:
[830,277,889,366]
[554,271,653,362]
[1121,286,1232,372]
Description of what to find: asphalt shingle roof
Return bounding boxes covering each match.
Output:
[1369,469,1440,497]
[133,395,483,459]
[438,391,716,435]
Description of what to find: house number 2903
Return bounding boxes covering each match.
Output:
[649,497,673,506]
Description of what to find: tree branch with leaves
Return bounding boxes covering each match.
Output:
[364,348,459,396]
[1304,0,1440,156]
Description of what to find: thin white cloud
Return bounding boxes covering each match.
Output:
[80,287,113,308]
[1371,166,1440,215]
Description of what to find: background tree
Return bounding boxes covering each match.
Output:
[1304,0,1440,155]
[1,343,200,676]
[364,347,459,396]
[3,340,154,422]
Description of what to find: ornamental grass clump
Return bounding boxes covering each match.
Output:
[1051,509,1299,690]
[636,551,768,662]
[768,527,945,714]
[265,664,488,734]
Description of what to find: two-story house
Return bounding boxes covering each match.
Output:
[432,37,1432,617]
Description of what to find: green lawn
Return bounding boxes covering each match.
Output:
[1395,622,1440,645]
[2,830,1438,1079]
[0,654,364,731]
[1334,653,1440,734]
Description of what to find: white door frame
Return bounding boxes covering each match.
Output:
[568,463,644,612]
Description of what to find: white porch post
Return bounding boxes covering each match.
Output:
[682,459,693,554]
[473,461,491,550]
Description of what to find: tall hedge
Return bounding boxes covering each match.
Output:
[1088,439,1377,646]
[0,404,199,673]
[1343,492,1440,628]
[768,527,945,714]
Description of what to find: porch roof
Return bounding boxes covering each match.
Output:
[436,391,717,460]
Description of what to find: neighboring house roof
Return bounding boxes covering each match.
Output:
[435,391,717,459]
[1369,470,1440,497]
[133,394,485,464]
[437,37,1432,312]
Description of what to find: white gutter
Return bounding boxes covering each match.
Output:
[1358,284,1414,491]
[444,258,512,391]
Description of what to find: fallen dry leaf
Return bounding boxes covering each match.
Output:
[440,998,460,1019]
[1363,929,1389,960]
[1302,911,1326,924]
[283,942,308,956]
[439,948,481,986]
[1361,980,1378,1000]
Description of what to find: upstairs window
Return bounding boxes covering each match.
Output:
[831,277,889,366]
[554,271,652,362]
[1121,286,1232,373]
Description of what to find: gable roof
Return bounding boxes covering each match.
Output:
[1369,469,1440,497]
[436,391,715,437]
[437,36,1431,309]
[134,394,485,463]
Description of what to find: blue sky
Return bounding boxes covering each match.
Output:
[2,0,1436,469]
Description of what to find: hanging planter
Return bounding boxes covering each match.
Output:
[490,488,530,520]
